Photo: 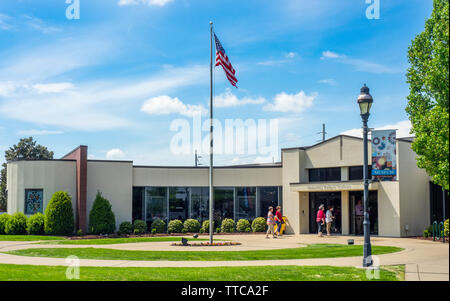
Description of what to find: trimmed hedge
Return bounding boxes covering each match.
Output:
[133,220,147,234]
[236,219,251,233]
[168,219,183,233]
[89,191,116,235]
[118,221,133,235]
[27,213,45,235]
[252,217,267,232]
[200,220,214,233]
[221,218,235,233]
[445,219,449,237]
[0,214,11,234]
[183,219,201,233]
[5,212,27,235]
[150,218,166,233]
[44,191,74,236]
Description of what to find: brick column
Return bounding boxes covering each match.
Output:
[62,146,88,232]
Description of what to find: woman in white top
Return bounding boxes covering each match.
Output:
[325,206,334,236]
[266,206,276,239]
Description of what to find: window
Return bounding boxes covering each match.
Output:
[349,166,373,181]
[235,187,256,220]
[132,187,144,221]
[258,187,279,217]
[145,187,167,223]
[24,189,43,215]
[169,187,189,221]
[308,168,341,182]
[214,188,234,223]
[190,187,209,222]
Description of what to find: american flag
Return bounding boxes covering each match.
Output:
[214,33,238,87]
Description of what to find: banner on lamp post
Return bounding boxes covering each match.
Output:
[371,129,397,181]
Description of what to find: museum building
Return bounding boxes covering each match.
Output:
[6,135,448,237]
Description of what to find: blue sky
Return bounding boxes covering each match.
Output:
[0,0,433,165]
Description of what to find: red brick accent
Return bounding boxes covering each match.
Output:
[62,146,88,232]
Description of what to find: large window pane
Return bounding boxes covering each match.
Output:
[309,168,341,182]
[132,187,144,221]
[349,166,373,181]
[169,187,189,221]
[235,187,256,221]
[190,187,209,222]
[145,187,167,223]
[258,187,279,217]
[214,188,234,223]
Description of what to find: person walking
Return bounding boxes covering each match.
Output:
[355,199,364,235]
[266,206,276,239]
[275,206,283,237]
[326,205,335,236]
[316,204,325,237]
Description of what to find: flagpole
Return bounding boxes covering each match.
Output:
[209,20,214,244]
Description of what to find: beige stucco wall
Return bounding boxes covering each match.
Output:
[281,149,302,234]
[6,160,77,216]
[397,141,430,236]
[133,167,282,187]
[377,181,401,237]
[86,161,133,229]
[341,191,349,235]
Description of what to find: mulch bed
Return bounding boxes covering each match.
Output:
[411,236,448,243]
[171,241,241,247]
[65,232,266,240]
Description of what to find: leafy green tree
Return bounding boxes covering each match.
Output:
[0,137,54,211]
[406,0,449,190]
[44,191,74,235]
[89,191,116,235]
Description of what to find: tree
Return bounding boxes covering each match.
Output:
[44,191,75,235]
[88,191,116,235]
[406,0,449,190]
[0,137,54,211]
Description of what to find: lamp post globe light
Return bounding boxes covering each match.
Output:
[357,84,373,267]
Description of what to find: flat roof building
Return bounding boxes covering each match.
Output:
[6,135,448,237]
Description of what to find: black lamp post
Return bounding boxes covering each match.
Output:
[357,84,373,267]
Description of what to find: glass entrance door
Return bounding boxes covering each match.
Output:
[309,192,342,234]
[349,191,378,235]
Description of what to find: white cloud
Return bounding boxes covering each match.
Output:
[257,52,297,66]
[285,52,296,59]
[320,50,401,74]
[118,0,173,6]
[17,129,64,136]
[214,89,266,108]
[341,120,412,138]
[106,148,126,160]
[0,14,12,30]
[0,81,18,96]
[318,79,337,86]
[23,15,60,34]
[32,83,74,94]
[263,91,317,113]
[141,95,207,117]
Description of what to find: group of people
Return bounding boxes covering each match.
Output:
[266,206,283,238]
[316,204,335,237]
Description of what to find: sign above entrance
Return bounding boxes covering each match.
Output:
[371,129,397,181]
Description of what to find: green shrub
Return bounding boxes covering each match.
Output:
[168,219,183,233]
[221,218,235,233]
[133,220,147,234]
[88,191,116,235]
[236,219,251,232]
[0,214,11,234]
[444,219,449,237]
[252,217,267,232]
[183,219,201,233]
[423,229,430,238]
[201,220,214,233]
[150,218,166,233]
[216,227,220,233]
[27,213,45,235]
[245,227,251,233]
[76,229,84,236]
[5,212,27,235]
[118,221,133,235]
[44,191,75,236]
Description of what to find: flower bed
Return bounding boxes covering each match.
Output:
[171,241,241,247]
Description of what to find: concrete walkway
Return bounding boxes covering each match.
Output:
[0,234,448,281]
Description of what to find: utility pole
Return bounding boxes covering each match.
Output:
[318,123,327,141]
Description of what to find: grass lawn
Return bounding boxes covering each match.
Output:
[38,237,215,245]
[5,244,403,261]
[0,235,66,241]
[0,264,404,281]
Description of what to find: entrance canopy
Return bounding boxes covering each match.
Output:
[289,181,379,192]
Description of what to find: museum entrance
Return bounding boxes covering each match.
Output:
[309,192,342,234]
[349,191,378,235]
